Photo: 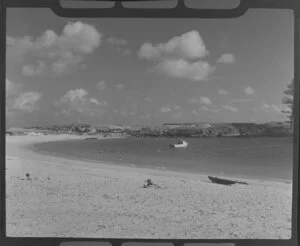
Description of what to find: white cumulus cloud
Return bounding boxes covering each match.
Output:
[191,106,210,116]
[217,53,235,64]
[139,30,209,61]
[51,52,83,75]
[7,21,102,76]
[89,98,101,105]
[199,106,209,111]
[200,97,212,105]
[60,88,88,103]
[22,61,46,77]
[155,59,214,81]
[106,36,128,46]
[261,103,283,113]
[218,89,229,95]
[97,81,106,91]
[57,88,107,117]
[244,86,255,96]
[115,84,125,91]
[139,30,215,81]
[188,96,212,105]
[106,36,132,55]
[13,92,42,112]
[6,79,42,123]
[161,107,171,113]
[192,105,220,116]
[221,105,238,112]
[60,22,102,53]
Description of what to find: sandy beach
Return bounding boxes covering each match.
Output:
[6,135,292,239]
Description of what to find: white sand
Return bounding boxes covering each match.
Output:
[6,135,292,239]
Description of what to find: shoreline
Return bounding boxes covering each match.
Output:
[6,135,293,238]
[27,135,291,184]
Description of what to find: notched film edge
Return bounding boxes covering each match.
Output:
[1,0,299,246]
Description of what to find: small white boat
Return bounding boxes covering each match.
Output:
[169,140,188,148]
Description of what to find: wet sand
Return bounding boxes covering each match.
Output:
[6,135,292,239]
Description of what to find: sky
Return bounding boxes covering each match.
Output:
[5,8,294,127]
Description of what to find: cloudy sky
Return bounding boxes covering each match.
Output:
[6,8,293,127]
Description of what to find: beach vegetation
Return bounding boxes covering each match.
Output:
[281,79,294,131]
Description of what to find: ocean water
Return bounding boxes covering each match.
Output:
[32,137,293,181]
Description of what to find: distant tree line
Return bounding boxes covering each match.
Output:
[11,121,292,138]
[281,79,294,131]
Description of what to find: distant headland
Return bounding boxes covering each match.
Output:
[6,121,292,138]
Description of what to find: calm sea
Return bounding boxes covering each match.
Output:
[32,137,293,181]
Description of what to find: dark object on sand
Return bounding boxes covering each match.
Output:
[26,173,31,180]
[208,176,249,186]
[143,179,163,189]
[143,179,154,188]
[208,176,236,185]
[235,180,249,185]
